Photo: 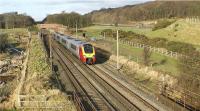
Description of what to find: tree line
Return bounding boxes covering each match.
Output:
[0,12,35,29]
[43,12,92,28]
[87,1,200,24]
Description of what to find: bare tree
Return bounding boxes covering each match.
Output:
[0,33,8,52]
[142,47,152,66]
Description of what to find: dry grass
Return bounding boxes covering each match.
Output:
[23,34,76,111]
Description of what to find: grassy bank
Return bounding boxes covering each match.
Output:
[79,25,151,38]
[80,19,200,47]
[99,40,179,76]
[80,19,200,76]
[145,19,200,46]
[24,34,76,110]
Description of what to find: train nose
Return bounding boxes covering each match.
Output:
[86,58,93,65]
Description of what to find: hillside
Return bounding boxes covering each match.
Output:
[87,1,200,24]
[144,19,200,46]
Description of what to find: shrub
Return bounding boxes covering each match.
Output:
[101,29,113,37]
[149,38,167,48]
[28,26,39,33]
[142,47,152,66]
[152,19,175,31]
[100,29,196,56]
[178,51,200,93]
[166,41,196,54]
[0,33,8,52]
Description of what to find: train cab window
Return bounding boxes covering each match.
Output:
[83,44,93,53]
[71,44,76,50]
[61,39,66,44]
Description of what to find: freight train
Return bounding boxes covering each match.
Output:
[53,32,96,64]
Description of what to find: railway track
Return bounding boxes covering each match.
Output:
[52,38,160,111]
[52,40,114,111]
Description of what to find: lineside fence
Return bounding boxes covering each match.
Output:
[98,37,184,59]
[17,95,74,110]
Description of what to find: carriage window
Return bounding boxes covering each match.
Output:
[71,44,76,50]
[83,44,93,53]
[61,39,66,44]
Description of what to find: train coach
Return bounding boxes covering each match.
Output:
[53,32,96,64]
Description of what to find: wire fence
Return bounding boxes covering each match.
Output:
[103,37,185,59]
[108,59,200,111]
[17,95,73,110]
[95,37,200,80]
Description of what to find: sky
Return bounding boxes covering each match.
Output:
[0,0,150,21]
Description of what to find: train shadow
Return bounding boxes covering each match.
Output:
[95,47,111,64]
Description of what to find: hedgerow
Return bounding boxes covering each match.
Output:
[101,29,196,55]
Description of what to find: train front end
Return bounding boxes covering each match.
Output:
[79,44,96,65]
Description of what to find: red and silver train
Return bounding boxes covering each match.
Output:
[53,33,96,64]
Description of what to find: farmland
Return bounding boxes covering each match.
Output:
[80,19,200,47]
[76,19,200,75]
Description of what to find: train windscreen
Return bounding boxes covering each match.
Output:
[83,44,93,53]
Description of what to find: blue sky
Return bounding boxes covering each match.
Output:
[0,0,150,21]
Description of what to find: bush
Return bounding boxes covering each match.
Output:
[28,26,39,33]
[101,29,113,37]
[166,41,196,54]
[152,19,175,31]
[149,38,167,48]
[178,51,200,93]
[0,33,8,52]
[100,29,196,55]
[142,47,152,66]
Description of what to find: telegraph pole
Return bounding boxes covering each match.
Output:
[117,30,119,69]
[104,32,106,40]
[76,21,78,38]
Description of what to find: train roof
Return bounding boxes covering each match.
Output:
[55,32,91,46]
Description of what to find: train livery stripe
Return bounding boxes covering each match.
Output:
[79,47,86,62]
[82,47,95,58]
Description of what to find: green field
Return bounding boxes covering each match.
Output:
[107,40,179,76]
[79,25,151,38]
[145,19,200,47]
[0,28,27,33]
[80,19,200,47]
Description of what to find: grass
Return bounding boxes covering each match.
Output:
[28,34,50,80]
[80,19,200,47]
[0,28,28,48]
[78,25,151,38]
[96,39,179,76]
[109,41,179,75]
[79,19,200,76]
[25,34,76,111]
[144,19,200,46]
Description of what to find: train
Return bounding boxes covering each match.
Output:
[53,32,96,64]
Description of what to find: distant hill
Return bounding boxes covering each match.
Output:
[0,12,35,29]
[86,1,200,24]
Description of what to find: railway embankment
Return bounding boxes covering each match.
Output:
[16,33,76,110]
